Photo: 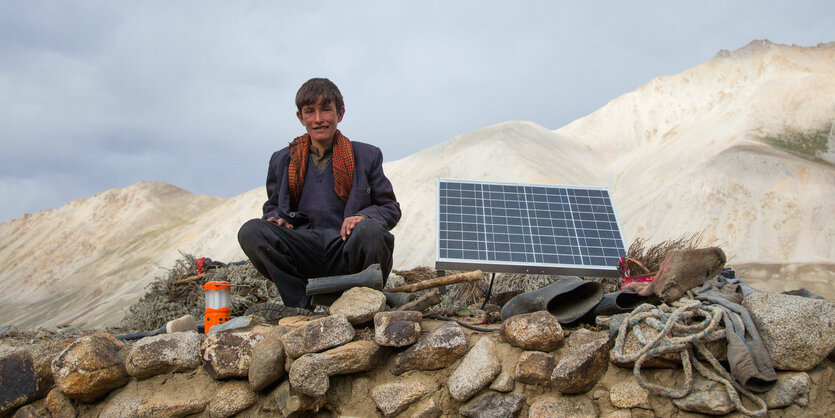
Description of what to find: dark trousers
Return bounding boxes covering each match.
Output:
[238,218,395,308]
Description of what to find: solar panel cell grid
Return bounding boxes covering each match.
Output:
[437,179,627,276]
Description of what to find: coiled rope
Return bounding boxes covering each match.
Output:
[611,299,767,417]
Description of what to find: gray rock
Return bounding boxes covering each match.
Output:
[11,405,44,418]
[609,381,650,409]
[208,315,265,334]
[385,273,406,289]
[271,380,326,416]
[514,351,554,385]
[289,340,385,397]
[410,398,442,418]
[551,329,610,394]
[99,392,207,418]
[392,322,469,375]
[672,377,734,415]
[528,396,596,418]
[448,337,502,402]
[764,372,811,408]
[27,339,73,394]
[489,372,514,392]
[125,331,201,379]
[45,388,76,418]
[280,314,355,359]
[330,287,387,324]
[207,381,257,418]
[460,392,525,418]
[610,321,681,369]
[373,311,421,347]
[201,331,264,379]
[0,350,41,414]
[371,381,431,417]
[248,327,287,392]
[499,311,564,352]
[743,292,835,371]
[51,333,130,403]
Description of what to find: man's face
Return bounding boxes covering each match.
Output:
[296,97,345,144]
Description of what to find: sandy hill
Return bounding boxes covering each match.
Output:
[1,40,833,329]
[0,182,260,328]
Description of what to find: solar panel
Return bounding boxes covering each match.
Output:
[436,179,627,277]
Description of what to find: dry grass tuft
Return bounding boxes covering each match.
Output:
[392,266,437,284]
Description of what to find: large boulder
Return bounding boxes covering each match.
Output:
[26,339,74,397]
[610,320,681,369]
[460,392,525,418]
[248,327,288,392]
[742,292,835,371]
[528,396,596,418]
[671,377,735,415]
[97,368,218,418]
[551,329,610,394]
[609,381,650,409]
[280,315,355,359]
[489,372,514,392]
[51,333,130,402]
[371,381,431,417]
[207,381,257,418]
[392,322,469,375]
[270,380,326,417]
[373,311,421,347]
[764,372,811,408]
[201,331,264,379]
[499,311,564,352]
[0,350,41,414]
[448,337,502,402]
[514,351,554,385]
[45,388,76,418]
[289,340,385,397]
[125,331,201,379]
[330,287,387,325]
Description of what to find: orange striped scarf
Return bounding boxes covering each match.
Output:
[288,130,354,210]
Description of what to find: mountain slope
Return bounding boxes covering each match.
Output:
[556,40,835,263]
[0,182,260,328]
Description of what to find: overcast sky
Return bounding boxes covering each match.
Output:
[1,1,832,222]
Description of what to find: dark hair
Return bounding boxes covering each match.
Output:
[295,78,344,112]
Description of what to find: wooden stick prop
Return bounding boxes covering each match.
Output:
[396,289,442,312]
[386,270,484,293]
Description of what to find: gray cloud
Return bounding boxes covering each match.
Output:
[1,1,833,221]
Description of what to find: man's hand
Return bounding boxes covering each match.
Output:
[340,215,366,241]
[267,217,294,229]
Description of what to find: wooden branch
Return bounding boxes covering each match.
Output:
[171,274,203,285]
[386,270,484,293]
[396,288,442,312]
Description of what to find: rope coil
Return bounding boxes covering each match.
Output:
[612,299,767,417]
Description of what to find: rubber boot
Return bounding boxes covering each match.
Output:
[383,291,412,308]
[500,277,604,324]
[305,264,384,296]
[589,289,659,317]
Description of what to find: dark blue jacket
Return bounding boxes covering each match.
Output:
[262,141,401,230]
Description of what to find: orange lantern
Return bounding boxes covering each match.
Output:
[202,281,232,333]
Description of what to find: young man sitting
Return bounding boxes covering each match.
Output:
[238,78,401,315]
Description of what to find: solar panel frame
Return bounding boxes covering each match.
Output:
[435,178,628,277]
